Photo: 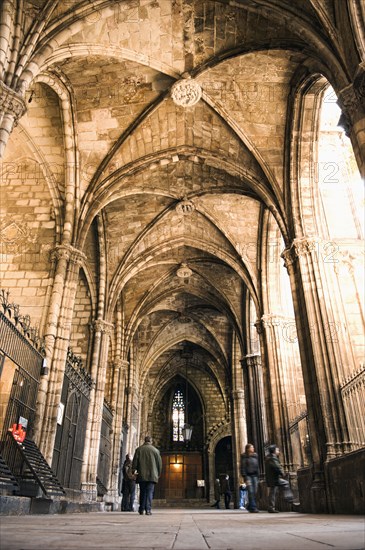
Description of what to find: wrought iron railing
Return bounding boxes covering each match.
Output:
[340,364,365,450]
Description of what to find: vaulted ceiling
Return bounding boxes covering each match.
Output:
[3,0,360,387]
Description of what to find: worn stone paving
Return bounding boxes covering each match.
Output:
[0,509,364,550]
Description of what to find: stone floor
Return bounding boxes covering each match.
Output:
[0,509,364,550]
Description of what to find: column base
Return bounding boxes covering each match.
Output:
[80,482,97,502]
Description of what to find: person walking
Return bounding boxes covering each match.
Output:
[132,435,162,516]
[211,478,221,509]
[121,454,136,511]
[265,444,294,513]
[219,473,232,509]
[240,443,260,512]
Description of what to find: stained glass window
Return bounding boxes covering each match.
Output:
[172,389,185,442]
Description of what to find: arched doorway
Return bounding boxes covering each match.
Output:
[153,376,205,502]
[214,436,234,485]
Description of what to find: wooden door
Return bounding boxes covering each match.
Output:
[156,453,202,500]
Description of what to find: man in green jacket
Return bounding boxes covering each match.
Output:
[265,444,294,513]
[132,435,162,515]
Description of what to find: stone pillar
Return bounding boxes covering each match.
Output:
[260,315,294,470]
[241,355,266,474]
[36,245,85,463]
[282,237,352,510]
[337,64,365,179]
[107,359,129,507]
[80,319,113,501]
[0,80,27,158]
[231,388,246,507]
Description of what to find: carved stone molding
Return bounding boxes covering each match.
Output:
[281,237,319,270]
[254,319,264,334]
[338,68,365,124]
[0,80,27,122]
[92,319,114,334]
[171,77,202,107]
[292,237,318,258]
[261,313,283,328]
[242,354,262,368]
[231,389,245,400]
[51,244,86,265]
[114,359,129,373]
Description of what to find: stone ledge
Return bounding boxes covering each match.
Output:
[0,495,105,515]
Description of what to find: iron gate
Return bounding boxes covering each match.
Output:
[52,349,92,490]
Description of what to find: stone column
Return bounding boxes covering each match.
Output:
[36,245,85,463]
[260,315,294,470]
[80,319,113,501]
[241,355,266,473]
[231,388,246,507]
[282,237,352,510]
[0,80,27,158]
[337,64,365,179]
[107,359,129,507]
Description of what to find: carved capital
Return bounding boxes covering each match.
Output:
[231,389,245,400]
[171,77,202,107]
[292,237,318,258]
[92,319,114,334]
[242,354,261,368]
[337,68,365,126]
[114,359,129,372]
[261,313,283,328]
[51,244,86,266]
[282,237,319,270]
[0,81,27,122]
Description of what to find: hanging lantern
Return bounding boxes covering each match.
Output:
[182,423,193,443]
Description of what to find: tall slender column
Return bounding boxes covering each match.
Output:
[282,238,353,510]
[36,245,85,463]
[260,315,294,470]
[241,355,266,473]
[107,359,129,506]
[80,319,113,500]
[283,238,352,456]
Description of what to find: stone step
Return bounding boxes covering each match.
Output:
[153,499,210,508]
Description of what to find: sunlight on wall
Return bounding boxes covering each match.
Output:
[318,87,364,239]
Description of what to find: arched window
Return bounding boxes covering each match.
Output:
[172,388,185,442]
[318,86,364,239]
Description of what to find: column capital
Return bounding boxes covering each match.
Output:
[92,319,114,334]
[241,354,261,368]
[51,244,86,265]
[0,80,27,121]
[281,237,320,270]
[231,389,245,400]
[113,359,129,372]
[261,313,282,328]
[337,64,365,123]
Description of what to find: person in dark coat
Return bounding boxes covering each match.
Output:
[265,444,294,512]
[121,454,136,511]
[219,473,232,509]
[240,443,260,512]
[132,435,162,515]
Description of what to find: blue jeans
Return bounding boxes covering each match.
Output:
[138,481,155,513]
[246,475,258,511]
[239,487,247,508]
